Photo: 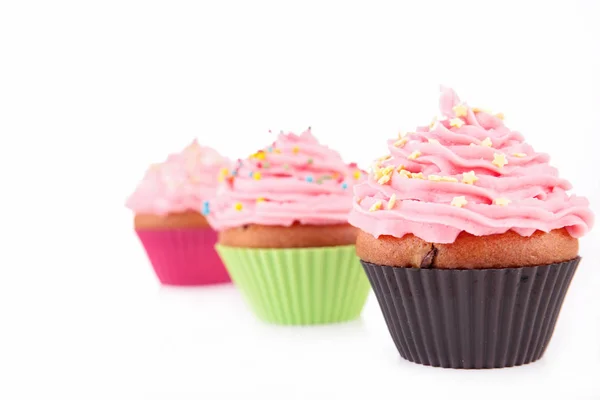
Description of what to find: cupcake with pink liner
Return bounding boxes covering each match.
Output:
[350,87,594,368]
[126,139,231,286]
[210,129,371,325]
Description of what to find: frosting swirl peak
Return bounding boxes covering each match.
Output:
[207,129,365,230]
[349,87,594,243]
[126,140,230,216]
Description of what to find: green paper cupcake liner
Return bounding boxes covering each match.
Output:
[216,245,370,325]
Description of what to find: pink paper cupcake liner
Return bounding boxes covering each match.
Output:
[136,228,231,286]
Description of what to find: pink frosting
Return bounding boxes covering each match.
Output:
[207,129,365,230]
[126,139,230,215]
[349,87,594,244]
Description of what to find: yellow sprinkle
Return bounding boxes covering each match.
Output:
[234,203,243,211]
[494,198,511,206]
[451,196,468,208]
[369,200,383,212]
[481,137,493,147]
[256,197,266,203]
[382,165,394,174]
[253,172,262,180]
[440,176,458,183]
[373,166,383,180]
[387,194,397,210]
[462,171,479,185]
[513,152,527,158]
[377,174,391,185]
[408,151,421,160]
[396,164,406,173]
[394,138,408,148]
[399,170,412,179]
[411,172,424,179]
[495,112,505,120]
[428,175,442,182]
[274,149,282,154]
[449,118,465,128]
[492,153,508,168]
[428,138,440,145]
[452,104,468,117]
[292,146,300,154]
[353,170,362,180]
[378,154,392,161]
[429,117,438,130]
[251,151,266,160]
[472,107,491,113]
[218,168,229,182]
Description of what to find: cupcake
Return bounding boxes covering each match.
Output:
[126,139,232,286]
[349,87,594,368]
[209,129,370,325]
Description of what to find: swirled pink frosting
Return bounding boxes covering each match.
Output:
[349,87,594,244]
[126,139,230,215]
[207,129,365,230]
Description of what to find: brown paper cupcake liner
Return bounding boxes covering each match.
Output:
[361,257,580,369]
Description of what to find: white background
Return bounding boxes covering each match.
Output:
[1,0,599,399]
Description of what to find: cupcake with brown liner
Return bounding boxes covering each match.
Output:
[126,139,231,286]
[349,87,594,368]
[209,129,370,325]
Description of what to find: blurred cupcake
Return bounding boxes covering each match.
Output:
[209,129,370,325]
[126,139,231,286]
[349,87,594,368]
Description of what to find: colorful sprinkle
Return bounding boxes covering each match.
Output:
[494,197,511,206]
[292,146,300,154]
[369,200,383,212]
[283,163,290,170]
[274,149,282,154]
[440,176,459,183]
[201,201,210,216]
[449,118,465,128]
[218,168,229,182]
[462,171,478,185]
[251,150,266,160]
[394,138,408,148]
[400,170,412,179]
[342,182,348,189]
[492,153,508,168]
[256,197,266,203]
[387,194,397,210]
[377,174,391,185]
[481,137,493,147]
[307,158,314,164]
[263,162,271,168]
[513,153,527,158]
[408,151,421,160]
[234,203,243,211]
[451,196,468,208]
[306,176,314,183]
[253,172,262,180]
[353,171,361,180]
[249,171,254,178]
[267,146,273,153]
[452,104,468,117]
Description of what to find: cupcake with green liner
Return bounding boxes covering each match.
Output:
[349,87,594,368]
[208,128,370,325]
